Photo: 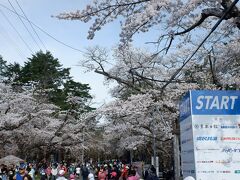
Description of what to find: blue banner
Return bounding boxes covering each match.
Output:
[190,90,240,115]
[180,91,191,121]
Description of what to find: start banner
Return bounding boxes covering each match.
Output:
[180,90,240,180]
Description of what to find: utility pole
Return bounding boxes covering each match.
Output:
[82,128,85,164]
[173,135,180,180]
[151,106,159,177]
[154,106,161,177]
[0,61,3,82]
[130,149,133,164]
[172,118,181,180]
[153,121,156,168]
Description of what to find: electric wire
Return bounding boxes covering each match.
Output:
[161,0,240,91]
[0,8,34,54]
[7,0,42,50]
[14,0,47,50]
[0,3,84,53]
[0,22,26,62]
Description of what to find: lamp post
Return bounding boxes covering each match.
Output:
[130,147,137,164]
[81,128,85,164]
[153,120,157,168]
[150,106,157,168]
[151,105,163,177]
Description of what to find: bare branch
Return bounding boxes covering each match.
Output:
[94,69,143,92]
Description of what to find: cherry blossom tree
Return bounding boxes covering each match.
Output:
[57,0,240,52]
[80,44,240,167]
[57,0,240,92]
[0,83,98,160]
[56,0,240,166]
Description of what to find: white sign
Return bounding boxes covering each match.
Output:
[180,90,240,180]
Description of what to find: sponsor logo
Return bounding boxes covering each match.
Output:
[216,171,231,173]
[235,170,240,174]
[194,124,218,129]
[182,160,194,164]
[215,160,231,164]
[222,148,240,153]
[182,149,194,153]
[197,160,214,163]
[182,125,192,132]
[196,136,217,141]
[183,170,195,174]
[194,124,240,129]
[181,138,192,144]
[196,147,219,151]
[198,170,232,174]
[221,137,240,141]
[197,171,214,174]
[232,161,240,164]
[221,125,239,129]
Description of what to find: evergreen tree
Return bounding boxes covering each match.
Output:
[17,51,93,111]
[0,56,7,82]
[63,80,94,112]
[0,56,21,84]
[20,51,70,90]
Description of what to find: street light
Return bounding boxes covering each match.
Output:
[130,147,137,164]
[150,106,157,168]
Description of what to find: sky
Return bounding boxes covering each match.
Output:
[0,0,157,107]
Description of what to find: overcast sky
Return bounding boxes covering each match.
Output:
[0,0,156,107]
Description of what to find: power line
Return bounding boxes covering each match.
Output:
[14,0,47,50]
[161,0,240,91]
[7,0,42,50]
[0,21,26,62]
[0,8,34,54]
[0,3,84,53]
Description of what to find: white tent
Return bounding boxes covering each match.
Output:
[0,155,24,166]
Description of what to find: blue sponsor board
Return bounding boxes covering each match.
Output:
[180,91,191,121]
[180,90,240,179]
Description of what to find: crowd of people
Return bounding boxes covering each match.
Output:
[0,160,159,180]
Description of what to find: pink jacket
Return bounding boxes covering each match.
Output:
[127,176,139,180]
[98,171,106,180]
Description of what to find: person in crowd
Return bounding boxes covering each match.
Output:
[0,164,8,180]
[46,165,52,180]
[69,174,75,180]
[94,167,99,180]
[97,166,106,180]
[121,165,128,180]
[23,174,32,180]
[113,165,121,180]
[184,176,195,180]
[56,170,66,180]
[107,164,112,180]
[75,165,81,178]
[14,164,26,180]
[87,169,94,180]
[132,167,140,180]
[143,168,148,180]
[28,164,35,180]
[51,164,58,180]
[8,164,15,180]
[81,164,89,180]
[146,166,158,180]
[68,164,75,175]
[59,164,67,175]
[127,170,138,180]
[39,166,47,180]
[110,166,118,180]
